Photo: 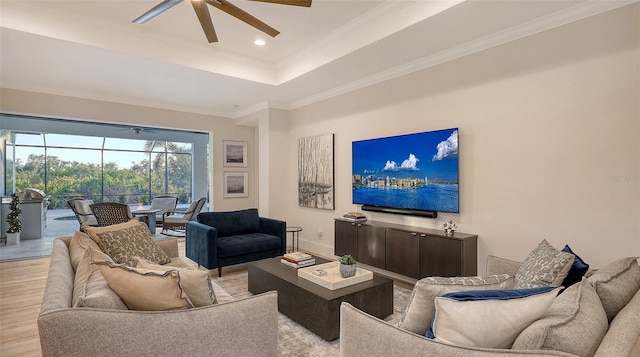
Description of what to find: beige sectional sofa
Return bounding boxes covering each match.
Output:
[38,235,279,356]
[340,254,640,357]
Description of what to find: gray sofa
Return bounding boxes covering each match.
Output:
[38,236,279,357]
[340,255,640,357]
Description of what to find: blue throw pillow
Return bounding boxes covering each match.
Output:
[426,286,561,349]
[561,245,589,287]
[436,286,558,301]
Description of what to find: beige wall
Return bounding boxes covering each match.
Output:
[0,88,257,212]
[1,5,638,273]
[283,4,640,270]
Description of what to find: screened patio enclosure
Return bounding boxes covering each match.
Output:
[1,115,210,210]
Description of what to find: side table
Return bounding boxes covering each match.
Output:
[286,226,303,252]
[132,209,161,235]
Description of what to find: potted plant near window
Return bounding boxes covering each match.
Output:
[5,193,22,245]
[339,254,357,278]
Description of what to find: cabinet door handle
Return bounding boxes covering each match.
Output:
[411,232,417,236]
[420,234,426,237]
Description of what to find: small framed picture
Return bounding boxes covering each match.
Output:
[223,140,247,167]
[224,172,248,198]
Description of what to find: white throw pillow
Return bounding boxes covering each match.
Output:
[428,286,562,349]
[398,274,514,335]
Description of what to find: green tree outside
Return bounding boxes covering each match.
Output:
[11,142,192,209]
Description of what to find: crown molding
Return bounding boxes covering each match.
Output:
[284,0,637,111]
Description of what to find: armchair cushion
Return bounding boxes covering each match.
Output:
[74,199,96,224]
[217,233,283,258]
[197,208,261,237]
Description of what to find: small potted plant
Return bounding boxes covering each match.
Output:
[339,254,357,278]
[5,193,22,245]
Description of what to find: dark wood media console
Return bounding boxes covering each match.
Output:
[335,218,477,279]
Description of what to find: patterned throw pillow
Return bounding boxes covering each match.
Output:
[133,257,217,307]
[398,274,515,335]
[94,222,171,266]
[85,219,140,247]
[514,239,574,289]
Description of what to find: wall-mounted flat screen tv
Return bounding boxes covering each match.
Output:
[352,128,459,213]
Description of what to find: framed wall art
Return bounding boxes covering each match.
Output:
[298,133,334,210]
[223,172,248,198]
[223,140,247,167]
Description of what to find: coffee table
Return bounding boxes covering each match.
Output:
[248,256,393,340]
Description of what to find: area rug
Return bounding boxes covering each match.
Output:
[213,272,412,357]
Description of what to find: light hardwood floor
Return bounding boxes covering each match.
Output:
[0,241,414,357]
[0,239,193,357]
[0,256,49,357]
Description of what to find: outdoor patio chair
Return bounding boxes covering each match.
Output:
[149,195,178,226]
[67,198,98,231]
[161,197,206,236]
[89,202,142,227]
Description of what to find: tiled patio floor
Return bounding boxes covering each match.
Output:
[0,207,182,262]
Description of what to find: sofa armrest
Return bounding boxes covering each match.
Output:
[38,292,278,357]
[185,221,219,269]
[486,255,522,276]
[260,217,286,255]
[41,239,75,313]
[156,237,179,258]
[340,303,577,357]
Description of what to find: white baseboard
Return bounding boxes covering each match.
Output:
[298,238,335,259]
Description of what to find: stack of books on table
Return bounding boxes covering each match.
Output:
[281,252,316,268]
[342,212,367,222]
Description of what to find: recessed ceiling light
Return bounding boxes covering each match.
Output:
[254,39,266,46]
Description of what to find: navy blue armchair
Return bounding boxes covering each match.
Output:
[186,208,286,276]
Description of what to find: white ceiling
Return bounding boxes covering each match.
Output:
[1,0,635,118]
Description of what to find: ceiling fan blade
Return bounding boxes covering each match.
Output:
[133,0,184,24]
[191,0,218,42]
[203,0,280,37]
[251,0,311,7]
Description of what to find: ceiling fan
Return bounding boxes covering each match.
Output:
[118,127,158,134]
[133,0,312,43]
